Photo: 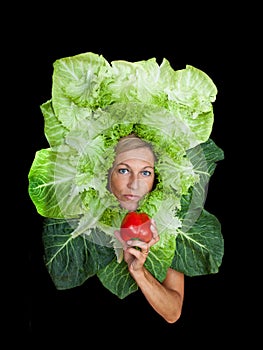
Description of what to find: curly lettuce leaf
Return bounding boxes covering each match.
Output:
[50,53,216,148]
[28,147,84,218]
[40,100,69,147]
[28,137,115,219]
[52,52,114,128]
[110,58,216,146]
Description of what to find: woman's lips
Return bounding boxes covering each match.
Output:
[123,194,140,200]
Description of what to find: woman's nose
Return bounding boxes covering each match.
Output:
[127,175,139,190]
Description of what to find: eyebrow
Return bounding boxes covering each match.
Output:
[116,162,154,170]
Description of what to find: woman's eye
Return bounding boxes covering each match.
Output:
[141,170,151,177]
[118,168,129,174]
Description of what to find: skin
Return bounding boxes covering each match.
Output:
[110,147,155,212]
[110,146,184,323]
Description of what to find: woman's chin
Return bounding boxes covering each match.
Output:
[120,201,138,212]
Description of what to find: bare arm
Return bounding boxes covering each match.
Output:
[131,265,184,323]
[114,220,184,323]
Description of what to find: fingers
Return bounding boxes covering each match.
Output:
[142,247,150,255]
[126,245,150,262]
[115,218,159,258]
[126,240,150,256]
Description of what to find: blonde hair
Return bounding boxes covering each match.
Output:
[115,134,156,160]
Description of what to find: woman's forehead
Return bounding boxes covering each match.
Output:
[114,147,155,166]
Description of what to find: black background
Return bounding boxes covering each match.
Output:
[11,24,242,346]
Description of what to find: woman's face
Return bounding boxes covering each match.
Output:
[110,147,155,211]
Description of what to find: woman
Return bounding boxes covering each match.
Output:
[109,134,184,324]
